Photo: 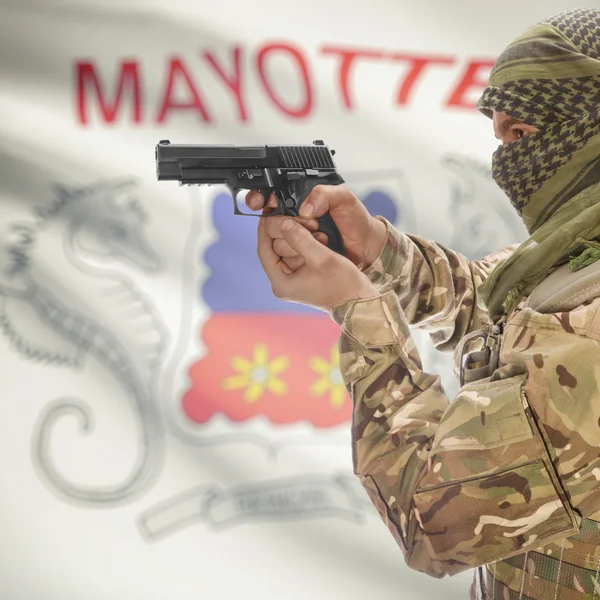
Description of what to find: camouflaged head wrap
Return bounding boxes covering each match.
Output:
[478,8,600,233]
[476,8,600,319]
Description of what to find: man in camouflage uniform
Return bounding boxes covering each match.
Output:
[247,8,600,599]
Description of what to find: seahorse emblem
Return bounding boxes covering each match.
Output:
[0,177,168,505]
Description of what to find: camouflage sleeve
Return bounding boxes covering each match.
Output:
[331,291,581,578]
[363,217,519,351]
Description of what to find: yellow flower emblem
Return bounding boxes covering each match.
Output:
[309,345,347,409]
[222,343,289,403]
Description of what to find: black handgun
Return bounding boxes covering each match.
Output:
[155,139,345,254]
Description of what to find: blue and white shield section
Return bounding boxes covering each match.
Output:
[169,168,437,442]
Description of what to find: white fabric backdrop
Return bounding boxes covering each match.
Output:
[0,1,586,598]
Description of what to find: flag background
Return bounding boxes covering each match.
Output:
[0,1,579,598]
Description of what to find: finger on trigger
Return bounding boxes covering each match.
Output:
[246,190,264,211]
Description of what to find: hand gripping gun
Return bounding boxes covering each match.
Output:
[155,139,345,254]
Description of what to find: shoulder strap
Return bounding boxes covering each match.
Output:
[527,259,600,313]
[456,260,600,385]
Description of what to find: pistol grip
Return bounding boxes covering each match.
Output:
[294,178,345,256]
[255,178,345,255]
[316,212,344,255]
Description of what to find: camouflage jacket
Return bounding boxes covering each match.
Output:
[330,217,600,579]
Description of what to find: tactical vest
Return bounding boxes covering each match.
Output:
[458,259,600,600]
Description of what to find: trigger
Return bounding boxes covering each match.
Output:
[258,188,275,209]
[263,188,286,215]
